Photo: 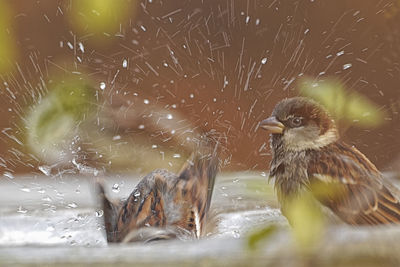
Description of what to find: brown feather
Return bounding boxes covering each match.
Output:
[97,140,219,243]
[308,142,400,225]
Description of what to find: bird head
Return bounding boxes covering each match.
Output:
[260,97,338,151]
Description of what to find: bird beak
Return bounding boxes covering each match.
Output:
[259,117,285,134]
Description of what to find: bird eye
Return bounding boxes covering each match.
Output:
[290,117,303,127]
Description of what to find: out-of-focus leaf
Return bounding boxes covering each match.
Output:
[286,192,325,252]
[68,0,137,45]
[51,80,97,120]
[310,179,345,201]
[0,2,16,73]
[25,77,97,165]
[245,179,275,195]
[299,77,386,128]
[247,224,278,250]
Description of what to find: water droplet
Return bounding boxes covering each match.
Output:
[166,114,173,120]
[336,50,344,56]
[224,79,229,86]
[255,18,260,25]
[37,188,46,194]
[95,209,104,217]
[173,153,181,158]
[20,186,31,193]
[138,124,145,129]
[261,58,268,64]
[42,196,52,202]
[144,99,150,104]
[3,171,14,179]
[113,135,121,140]
[260,172,267,177]
[343,63,352,70]
[112,183,120,193]
[152,144,157,149]
[100,82,106,90]
[232,230,240,238]
[17,206,27,214]
[122,59,128,68]
[134,191,141,197]
[189,93,194,98]
[78,42,85,53]
[38,165,51,176]
[67,202,78,208]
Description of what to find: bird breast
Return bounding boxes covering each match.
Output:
[270,149,310,198]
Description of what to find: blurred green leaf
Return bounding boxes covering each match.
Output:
[247,224,278,250]
[286,192,325,251]
[245,179,275,195]
[51,80,97,120]
[0,1,16,73]
[299,77,386,128]
[68,0,137,45]
[25,77,97,164]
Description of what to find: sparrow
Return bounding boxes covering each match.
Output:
[96,139,219,243]
[259,97,400,225]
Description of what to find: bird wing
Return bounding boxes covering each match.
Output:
[113,170,170,242]
[96,181,124,242]
[108,140,219,242]
[172,145,219,238]
[307,142,400,225]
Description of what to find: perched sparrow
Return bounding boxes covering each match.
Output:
[96,140,219,243]
[259,97,400,225]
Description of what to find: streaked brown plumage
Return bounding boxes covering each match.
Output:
[96,140,219,243]
[260,97,400,225]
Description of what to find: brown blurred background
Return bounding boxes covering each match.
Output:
[1,0,400,175]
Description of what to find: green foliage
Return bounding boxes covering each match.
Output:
[25,78,97,164]
[285,192,325,252]
[245,179,275,195]
[0,1,16,73]
[51,80,96,120]
[247,224,278,250]
[246,184,329,253]
[299,77,386,127]
[68,0,137,45]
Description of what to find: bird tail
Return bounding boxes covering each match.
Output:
[95,181,123,242]
[176,136,220,236]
